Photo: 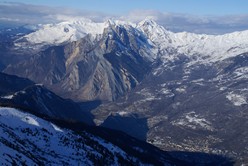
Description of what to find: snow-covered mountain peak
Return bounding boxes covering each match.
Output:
[105,19,130,26]
[137,18,172,50]
[135,18,248,63]
[166,30,248,63]
[16,19,108,47]
[137,20,248,64]
[137,18,159,27]
[103,19,137,32]
[137,18,170,33]
[14,17,248,65]
[16,18,139,48]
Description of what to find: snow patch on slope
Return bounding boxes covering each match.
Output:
[1,94,14,99]
[136,88,161,102]
[172,112,214,131]
[234,67,248,79]
[51,123,63,132]
[22,116,40,127]
[226,92,247,106]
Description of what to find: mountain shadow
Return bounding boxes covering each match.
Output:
[78,100,102,112]
[48,118,235,166]
[168,151,235,166]
[100,114,149,141]
[0,72,95,125]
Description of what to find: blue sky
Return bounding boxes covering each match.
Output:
[3,0,248,15]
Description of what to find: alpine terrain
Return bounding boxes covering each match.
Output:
[0,72,232,165]
[0,17,247,165]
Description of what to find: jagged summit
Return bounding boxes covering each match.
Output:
[15,18,124,48]
[137,18,161,28]
[15,18,163,48]
[105,18,135,27]
[137,18,169,34]
[17,19,106,46]
[18,17,248,64]
[7,17,248,102]
[15,17,248,54]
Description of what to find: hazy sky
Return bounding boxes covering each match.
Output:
[1,1,248,34]
[3,0,248,15]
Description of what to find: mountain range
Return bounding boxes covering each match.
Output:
[0,18,247,165]
[0,72,231,165]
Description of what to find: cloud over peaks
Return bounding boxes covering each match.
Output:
[1,2,248,34]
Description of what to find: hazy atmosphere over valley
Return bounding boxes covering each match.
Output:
[0,0,248,165]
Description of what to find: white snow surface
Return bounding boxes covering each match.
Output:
[51,123,63,132]
[1,95,14,99]
[234,67,248,79]
[23,20,107,45]
[172,112,214,131]
[136,88,161,101]
[226,92,247,106]
[0,107,142,165]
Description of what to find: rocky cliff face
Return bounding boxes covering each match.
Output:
[5,22,153,101]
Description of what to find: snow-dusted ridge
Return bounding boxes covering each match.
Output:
[137,19,248,64]
[20,20,107,45]
[0,107,147,165]
[15,17,248,64]
[1,106,186,165]
[16,18,136,47]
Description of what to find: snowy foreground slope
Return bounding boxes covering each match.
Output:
[0,107,233,165]
[0,107,175,165]
[0,107,132,165]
